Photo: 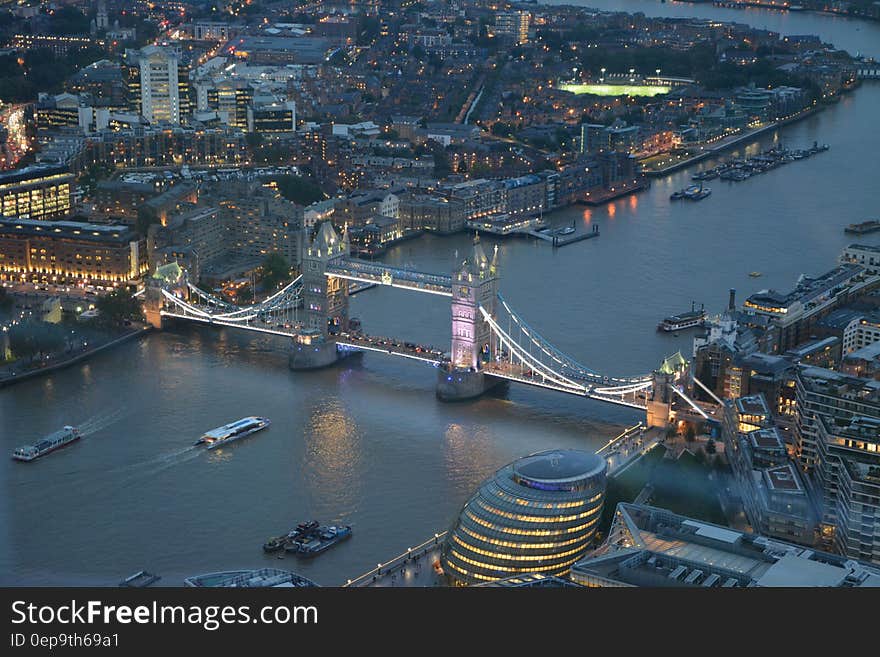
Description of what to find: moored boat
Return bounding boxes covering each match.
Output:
[844,220,880,235]
[263,520,320,552]
[658,303,706,332]
[286,525,352,558]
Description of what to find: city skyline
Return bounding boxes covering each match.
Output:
[1,0,879,595]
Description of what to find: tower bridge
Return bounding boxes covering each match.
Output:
[143,223,709,425]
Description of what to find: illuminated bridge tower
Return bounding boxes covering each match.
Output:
[289,221,351,370]
[437,236,502,401]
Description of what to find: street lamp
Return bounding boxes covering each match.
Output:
[629,67,635,83]
[600,67,606,83]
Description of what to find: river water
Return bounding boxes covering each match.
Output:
[2,4,879,586]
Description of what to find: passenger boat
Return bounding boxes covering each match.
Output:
[749,271,763,278]
[195,417,270,449]
[556,226,576,236]
[286,525,352,558]
[657,303,706,332]
[184,568,318,587]
[12,426,81,462]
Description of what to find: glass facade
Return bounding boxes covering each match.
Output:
[441,449,606,585]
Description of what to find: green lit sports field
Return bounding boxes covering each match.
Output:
[559,84,671,97]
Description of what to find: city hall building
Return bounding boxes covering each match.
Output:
[441,449,607,585]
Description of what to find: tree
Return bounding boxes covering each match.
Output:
[136,205,160,237]
[8,322,66,360]
[96,288,142,326]
[0,286,12,313]
[269,175,325,206]
[260,253,292,292]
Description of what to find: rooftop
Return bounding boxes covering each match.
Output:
[512,449,605,485]
[764,464,803,492]
[749,427,785,450]
[574,503,880,587]
[0,218,137,243]
[735,394,770,418]
[798,365,880,404]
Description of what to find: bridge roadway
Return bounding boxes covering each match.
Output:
[481,361,649,410]
[326,259,453,296]
[335,332,449,365]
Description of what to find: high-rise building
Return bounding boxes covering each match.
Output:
[96,0,109,30]
[815,415,880,563]
[441,449,607,586]
[494,11,530,45]
[139,46,183,125]
[793,366,880,563]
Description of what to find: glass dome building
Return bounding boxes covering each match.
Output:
[441,449,607,586]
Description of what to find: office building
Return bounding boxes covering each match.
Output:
[247,100,297,135]
[0,165,74,221]
[139,46,188,125]
[398,195,465,234]
[441,449,606,586]
[571,503,880,587]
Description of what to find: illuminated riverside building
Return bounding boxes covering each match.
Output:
[441,449,607,586]
[0,165,74,221]
[742,264,880,352]
[0,218,147,285]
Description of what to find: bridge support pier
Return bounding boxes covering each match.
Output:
[289,340,343,370]
[436,368,504,401]
[143,286,165,329]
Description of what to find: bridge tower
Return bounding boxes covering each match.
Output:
[645,352,688,428]
[142,261,188,329]
[437,236,503,400]
[290,221,351,370]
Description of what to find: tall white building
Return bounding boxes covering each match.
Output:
[139,46,181,125]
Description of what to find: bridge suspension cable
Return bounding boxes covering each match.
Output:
[496,294,652,385]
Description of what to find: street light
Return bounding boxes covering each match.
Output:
[629,67,635,83]
[600,67,606,83]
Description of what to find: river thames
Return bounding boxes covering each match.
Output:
[2,3,879,586]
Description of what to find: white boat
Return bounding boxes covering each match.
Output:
[195,417,270,450]
[12,426,81,462]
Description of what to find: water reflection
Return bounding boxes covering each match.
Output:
[302,398,363,514]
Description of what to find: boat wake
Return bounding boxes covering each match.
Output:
[77,409,128,438]
[112,445,201,479]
